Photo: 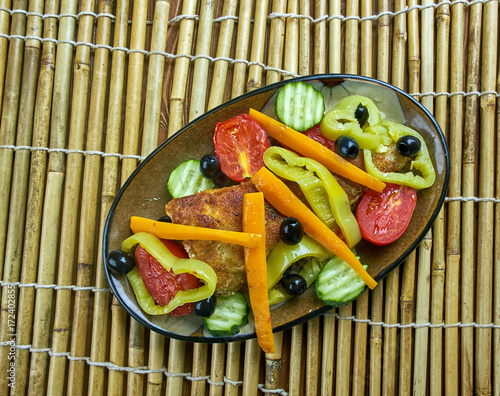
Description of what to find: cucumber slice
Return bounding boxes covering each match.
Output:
[203,292,249,337]
[315,256,368,308]
[167,159,215,198]
[275,81,325,132]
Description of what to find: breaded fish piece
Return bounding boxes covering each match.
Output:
[165,180,285,296]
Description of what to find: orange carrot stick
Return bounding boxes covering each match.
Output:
[242,192,275,353]
[130,216,262,248]
[249,108,386,193]
[251,167,377,290]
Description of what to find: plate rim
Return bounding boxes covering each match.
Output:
[103,73,450,343]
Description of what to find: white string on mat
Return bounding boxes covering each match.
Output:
[0,280,111,292]
[324,312,500,329]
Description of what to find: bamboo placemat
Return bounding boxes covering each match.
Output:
[0,0,498,394]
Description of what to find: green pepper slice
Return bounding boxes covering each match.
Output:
[266,235,333,290]
[123,232,217,315]
[264,146,362,247]
[320,95,391,150]
[363,120,436,189]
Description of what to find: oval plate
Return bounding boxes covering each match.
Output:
[103,74,450,343]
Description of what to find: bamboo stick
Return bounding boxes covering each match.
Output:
[343,0,358,73]
[376,0,390,82]
[369,281,384,396]
[320,314,335,395]
[50,0,108,394]
[494,52,500,396]
[265,331,283,390]
[103,1,131,394]
[119,1,149,394]
[461,2,482,394]
[45,0,96,392]
[406,0,419,95]
[0,0,41,392]
[167,0,197,136]
[398,253,415,395]
[265,0,285,85]
[247,0,268,91]
[140,3,171,395]
[476,1,498,394]
[0,0,27,292]
[314,0,327,74]
[209,343,225,396]
[224,341,242,396]
[328,0,341,73]
[10,1,58,394]
[298,0,310,76]
[142,0,170,154]
[430,3,450,394]
[242,339,261,396]
[191,343,209,395]
[27,0,78,393]
[207,0,237,110]
[305,317,320,395]
[283,0,298,78]
[166,340,187,395]
[289,325,304,396]
[0,0,11,118]
[412,2,435,392]
[413,236,432,394]
[444,1,464,394]
[188,0,214,122]
[360,0,372,78]
[231,0,252,98]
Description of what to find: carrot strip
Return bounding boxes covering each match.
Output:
[249,108,386,193]
[242,192,275,353]
[251,167,377,290]
[130,216,262,248]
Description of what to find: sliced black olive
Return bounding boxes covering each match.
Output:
[280,217,304,245]
[335,135,360,159]
[200,154,220,179]
[396,135,421,157]
[194,295,217,317]
[212,170,237,188]
[354,103,369,127]
[157,215,172,223]
[281,273,307,295]
[106,250,135,274]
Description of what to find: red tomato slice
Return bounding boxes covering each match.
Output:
[134,239,200,316]
[356,183,417,246]
[214,114,270,182]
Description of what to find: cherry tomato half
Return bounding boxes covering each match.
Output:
[356,183,417,246]
[214,114,270,182]
[134,239,200,316]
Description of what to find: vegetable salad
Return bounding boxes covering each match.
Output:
[107,80,436,352]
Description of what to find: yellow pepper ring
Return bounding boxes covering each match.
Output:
[123,232,217,315]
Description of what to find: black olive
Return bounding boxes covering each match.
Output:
[212,170,237,188]
[396,135,421,157]
[354,103,369,127]
[200,154,220,179]
[157,215,172,223]
[107,250,136,274]
[281,273,307,295]
[194,295,217,317]
[335,135,360,159]
[280,217,304,245]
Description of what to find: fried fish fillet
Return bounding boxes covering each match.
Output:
[165,180,285,296]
